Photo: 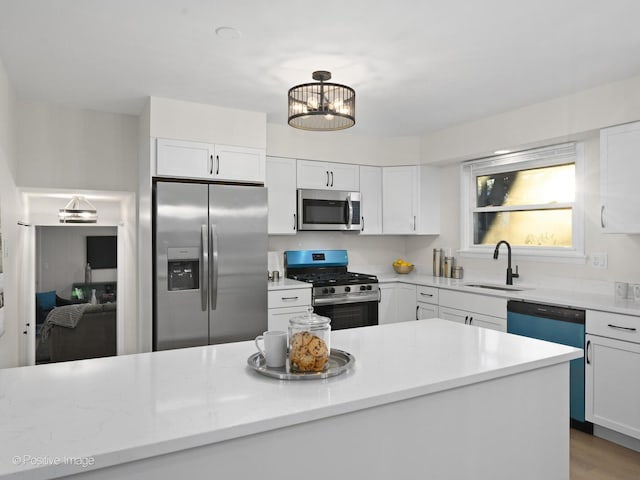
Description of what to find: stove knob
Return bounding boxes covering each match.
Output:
[360,285,366,291]
[344,286,351,293]
[367,285,372,290]
[329,287,335,294]
[322,288,329,294]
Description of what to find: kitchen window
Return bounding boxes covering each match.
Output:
[460,143,585,262]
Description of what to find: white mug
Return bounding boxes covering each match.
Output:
[255,331,287,368]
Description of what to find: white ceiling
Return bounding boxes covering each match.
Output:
[1,0,640,137]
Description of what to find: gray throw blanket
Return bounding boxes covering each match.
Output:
[41,304,90,340]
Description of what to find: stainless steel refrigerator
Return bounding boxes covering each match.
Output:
[153,180,268,351]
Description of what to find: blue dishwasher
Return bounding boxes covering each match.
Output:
[507,300,592,433]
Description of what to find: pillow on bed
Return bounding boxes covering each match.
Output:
[36,291,57,310]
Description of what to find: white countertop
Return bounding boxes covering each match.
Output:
[0,319,580,479]
[267,278,311,291]
[379,272,640,317]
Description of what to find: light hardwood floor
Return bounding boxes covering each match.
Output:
[571,429,640,480]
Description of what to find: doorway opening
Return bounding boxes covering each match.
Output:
[35,225,118,364]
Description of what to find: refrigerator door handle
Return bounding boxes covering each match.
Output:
[200,225,209,312]
[200,225,208,311]
[210,224,219,310]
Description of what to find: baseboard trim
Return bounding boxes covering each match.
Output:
[593,425,640,452]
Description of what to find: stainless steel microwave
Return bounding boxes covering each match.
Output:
[297,189,361,231]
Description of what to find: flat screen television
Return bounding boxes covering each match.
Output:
[86,236,117,269]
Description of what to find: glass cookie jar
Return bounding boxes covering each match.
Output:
[288,308,331,373]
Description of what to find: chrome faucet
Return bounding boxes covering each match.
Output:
[493,240,519,285]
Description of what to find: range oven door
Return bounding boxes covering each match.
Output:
[313,300,378,331]
[297,189,361,231]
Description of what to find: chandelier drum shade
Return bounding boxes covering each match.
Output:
[59,195,98,223]
[288,71,355,131]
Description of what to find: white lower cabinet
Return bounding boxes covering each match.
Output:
[379,283,416,324]
[379,284,398,324]
[586,310,640,440]
[267,288,312,331]
[438,290,506,332]
[416,286,439,320]
[396,284,417,322]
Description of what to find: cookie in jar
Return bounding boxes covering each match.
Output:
[288,308,331,373]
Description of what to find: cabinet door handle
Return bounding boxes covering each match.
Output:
[378,289,382,303]
[586,340,591,365]
[464,315,469,324]
[209,154,214,175]
[281,296,299,301]
[215,155,220,175]
[600,205,605,229]
[413,215,416,231]
[468,316,473,325]
[293,213,297,231]
[326,171,330,187]
[607,323,637,332]
[361,216,365,231]
[330,171,334,187]
[420,292,433,297]
[416,305,419,321]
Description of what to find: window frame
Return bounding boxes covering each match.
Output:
[459,143,586,263]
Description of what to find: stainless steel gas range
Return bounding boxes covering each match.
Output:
[284,250,379,330]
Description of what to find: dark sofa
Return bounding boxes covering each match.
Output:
[46,303,117,362]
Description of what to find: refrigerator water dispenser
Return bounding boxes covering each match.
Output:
[167,247,199,291]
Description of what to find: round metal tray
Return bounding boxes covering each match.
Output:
[247,348,355,380]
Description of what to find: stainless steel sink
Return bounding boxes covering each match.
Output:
[463,283,528,292]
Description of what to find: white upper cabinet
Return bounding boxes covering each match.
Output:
[214,144,265,184]
[600,121,640,233]
[383,166,415,234]
[156,138,265,183]
[297,160,359,190]
[359,166,382,235]
[382,165,440,235]
[266,156,297,235]
[156,138,212,179]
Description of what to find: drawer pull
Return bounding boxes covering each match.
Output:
[420,292,434,297]
[607,323,637,332]
[281,296,299,301]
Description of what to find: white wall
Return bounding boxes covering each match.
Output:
[149,96,267,148]
[16,101,138,192]
[36,226,118,299]
[420,73,640,165]
[0,58,19,367]
[137,101,152,353]
[269,233,407,275]
[410,75,640,292]
[267,123,419,166]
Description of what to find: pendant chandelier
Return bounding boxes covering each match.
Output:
[59,195,98,223]
[288,71,355,131]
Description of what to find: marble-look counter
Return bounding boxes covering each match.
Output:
[266,278,311,291]
[378,272,640,318]
[0,319,581,479]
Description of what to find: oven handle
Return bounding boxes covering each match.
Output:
[314,295,379,306]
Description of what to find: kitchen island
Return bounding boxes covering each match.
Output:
[0,319,581,480]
